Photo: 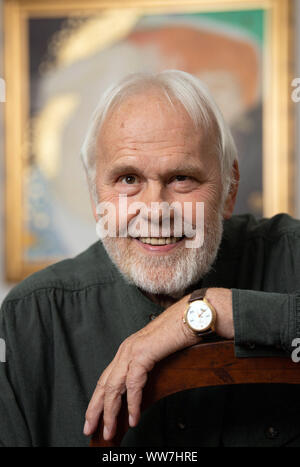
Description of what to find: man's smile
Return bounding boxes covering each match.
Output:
[133,236,186,252]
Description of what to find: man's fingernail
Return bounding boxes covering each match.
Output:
[103,425,109,440]
[129,415,134,427]
[83,420,90,435]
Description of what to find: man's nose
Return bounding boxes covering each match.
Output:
[140,181,165,204]
[140,181,164,203]
[137,181,177,229]
[139,182,166,220]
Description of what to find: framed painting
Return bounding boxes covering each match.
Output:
[3,0,294,281]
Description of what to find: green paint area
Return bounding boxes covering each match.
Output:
[189,10,264,44]
[145,9,265,45]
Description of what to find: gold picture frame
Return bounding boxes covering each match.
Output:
[3,0,294,281]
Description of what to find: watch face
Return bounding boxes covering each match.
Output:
[186,300,213,332]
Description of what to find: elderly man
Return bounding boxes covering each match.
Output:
[0,70,300,447]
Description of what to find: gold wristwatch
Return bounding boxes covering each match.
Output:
[183,288,218,340]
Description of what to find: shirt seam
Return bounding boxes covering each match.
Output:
[1,282,120,306]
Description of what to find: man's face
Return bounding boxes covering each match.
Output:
[93,90,228,296]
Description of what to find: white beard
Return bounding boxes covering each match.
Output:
[101,209,224,297]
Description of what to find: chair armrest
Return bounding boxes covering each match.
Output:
[90,340,299,447]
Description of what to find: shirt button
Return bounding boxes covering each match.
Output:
[177,419,186,430]
[265,426,280,439]
[247,343,256,350]
[149,313,157,321]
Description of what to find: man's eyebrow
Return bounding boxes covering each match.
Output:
[106,164,143,179]
[165,165,205,178]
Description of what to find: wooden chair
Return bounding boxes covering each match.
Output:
[90,340,300,447]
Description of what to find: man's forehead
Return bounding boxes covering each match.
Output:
[100,91,195,139]
[97,90,218,166]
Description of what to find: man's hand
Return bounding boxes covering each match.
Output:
[83,287,233,440]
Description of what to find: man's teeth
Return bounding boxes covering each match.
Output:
[138,237,183,245]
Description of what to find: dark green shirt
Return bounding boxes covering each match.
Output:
[1,214,300,447]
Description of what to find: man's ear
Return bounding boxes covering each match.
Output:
[222,160,240,220]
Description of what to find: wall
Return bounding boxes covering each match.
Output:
[0,0,299,304]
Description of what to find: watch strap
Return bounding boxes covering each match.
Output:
[189,288,209,303]
[199,331,222,342]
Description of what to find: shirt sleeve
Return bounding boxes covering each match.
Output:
[0,304,32,446]
[232,288,300,358]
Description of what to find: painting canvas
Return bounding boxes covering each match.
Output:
[3,0,293,280]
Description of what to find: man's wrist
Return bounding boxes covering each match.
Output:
[203,288,234,339]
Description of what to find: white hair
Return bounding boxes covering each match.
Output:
[80,69,238,202]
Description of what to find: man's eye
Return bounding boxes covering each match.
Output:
[173,175,189,182]
[120,175,138,184]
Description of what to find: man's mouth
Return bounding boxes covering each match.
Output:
[132,235,186,252]
[137,236,184,245]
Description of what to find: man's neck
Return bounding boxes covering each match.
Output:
[142,291,184,309]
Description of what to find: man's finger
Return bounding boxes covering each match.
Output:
[84,379,107,435]
[126,362,148,427]
[103,384,125,440]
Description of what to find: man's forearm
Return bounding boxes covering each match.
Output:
[231,288,300,357]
